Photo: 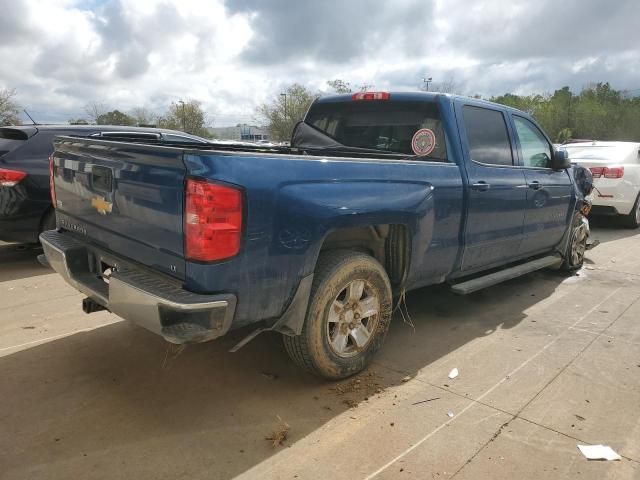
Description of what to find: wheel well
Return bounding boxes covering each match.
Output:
[320,224,409,287]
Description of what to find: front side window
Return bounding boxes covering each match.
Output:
[462,106,513,166]
[513,116,552,168]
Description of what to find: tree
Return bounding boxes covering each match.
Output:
[419,78,461,94]
[257,84,316,141]
[96,110,136,126]
[157,100,210,137]
[131,107,156,127]
[490,82,640,143]
[0,88,20,126]
[432,79,462,94]
[69,118,89,125]
[84,101,108,123]
[327,79,352,94]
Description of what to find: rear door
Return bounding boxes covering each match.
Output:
[456,103,527,272]
[510,115,573,254]
[52,137,187,279]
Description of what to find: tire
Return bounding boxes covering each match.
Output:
[560,213,589,271]
[621,193,640,229]
[283,250,393,380]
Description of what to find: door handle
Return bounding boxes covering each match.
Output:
[471,181,490,191]
[529,181,543,190]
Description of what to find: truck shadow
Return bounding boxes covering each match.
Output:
[0,243,49,283]
[0,268,572,479]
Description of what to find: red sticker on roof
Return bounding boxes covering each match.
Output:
[411,128,436,156]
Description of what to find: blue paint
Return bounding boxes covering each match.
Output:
[51,93,580,329]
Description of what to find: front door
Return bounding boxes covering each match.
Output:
[457,104,528,272]
[510,115,574,255]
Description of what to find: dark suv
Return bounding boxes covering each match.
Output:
[0,125,208,243]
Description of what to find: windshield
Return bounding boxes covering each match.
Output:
[305,100,447,160]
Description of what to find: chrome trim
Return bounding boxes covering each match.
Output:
[39,230,236,343]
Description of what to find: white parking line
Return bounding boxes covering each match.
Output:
[0,326,108,354]
[362,287,623,480]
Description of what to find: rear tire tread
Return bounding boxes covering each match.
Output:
[283,251,355,376]
[283,250,391,379]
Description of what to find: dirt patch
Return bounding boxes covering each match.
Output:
[328,370,386,408]
[265,416,290,448]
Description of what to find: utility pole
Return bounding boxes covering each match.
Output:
[178,100,186,132]
[423,77,433,92]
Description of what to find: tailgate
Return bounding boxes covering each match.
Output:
[51,137,187,280]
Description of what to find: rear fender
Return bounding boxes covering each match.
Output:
[274,180,435,279]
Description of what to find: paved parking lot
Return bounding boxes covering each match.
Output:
[1,223,639,480]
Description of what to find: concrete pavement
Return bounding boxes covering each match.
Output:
[0,223,639,479]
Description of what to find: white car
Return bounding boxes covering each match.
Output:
[564,141,640,228]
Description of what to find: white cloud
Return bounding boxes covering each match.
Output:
[0,0,638,126]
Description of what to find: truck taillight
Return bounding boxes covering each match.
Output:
[0,168,27,187]
[184,178,242,262]
[351,92,390,101]
[49,155,57,207]
[590,166,624,179]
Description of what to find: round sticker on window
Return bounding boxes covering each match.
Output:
[411,128,436,156]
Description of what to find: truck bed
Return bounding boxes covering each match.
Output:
[50,135,464,327]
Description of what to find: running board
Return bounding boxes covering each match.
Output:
[451,255,562,295]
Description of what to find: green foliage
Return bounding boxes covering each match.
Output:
[96,109,136,126]
[257,84,316,141]
[130,107,156,127]
[69,118,89,125]
[490,83,640,142]
[327,79,352,94]
[0,88,20,126]
[157,100,210,138]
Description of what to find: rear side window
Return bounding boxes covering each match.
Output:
[463,106,513,166]
[305,100,447,160]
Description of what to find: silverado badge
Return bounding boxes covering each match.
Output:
[91,196,113,215]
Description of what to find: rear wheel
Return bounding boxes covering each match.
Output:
[621,193,640,229]
[283,250,393,380]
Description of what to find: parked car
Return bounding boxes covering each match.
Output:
[41,92,591,379]
[563,141,640,227]
[0,125,208,243]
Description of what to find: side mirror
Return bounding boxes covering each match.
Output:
[550,149,570,170]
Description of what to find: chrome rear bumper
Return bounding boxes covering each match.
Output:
[40,229,236,344]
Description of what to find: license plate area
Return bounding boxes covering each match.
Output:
[87,250,120,287]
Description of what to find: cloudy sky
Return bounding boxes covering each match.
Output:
[1,0,639,125]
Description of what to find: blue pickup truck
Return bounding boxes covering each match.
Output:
[40,92,592,379]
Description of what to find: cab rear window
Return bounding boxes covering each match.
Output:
[305,100,447,160]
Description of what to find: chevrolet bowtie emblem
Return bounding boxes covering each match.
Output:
[91,196,113,215]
